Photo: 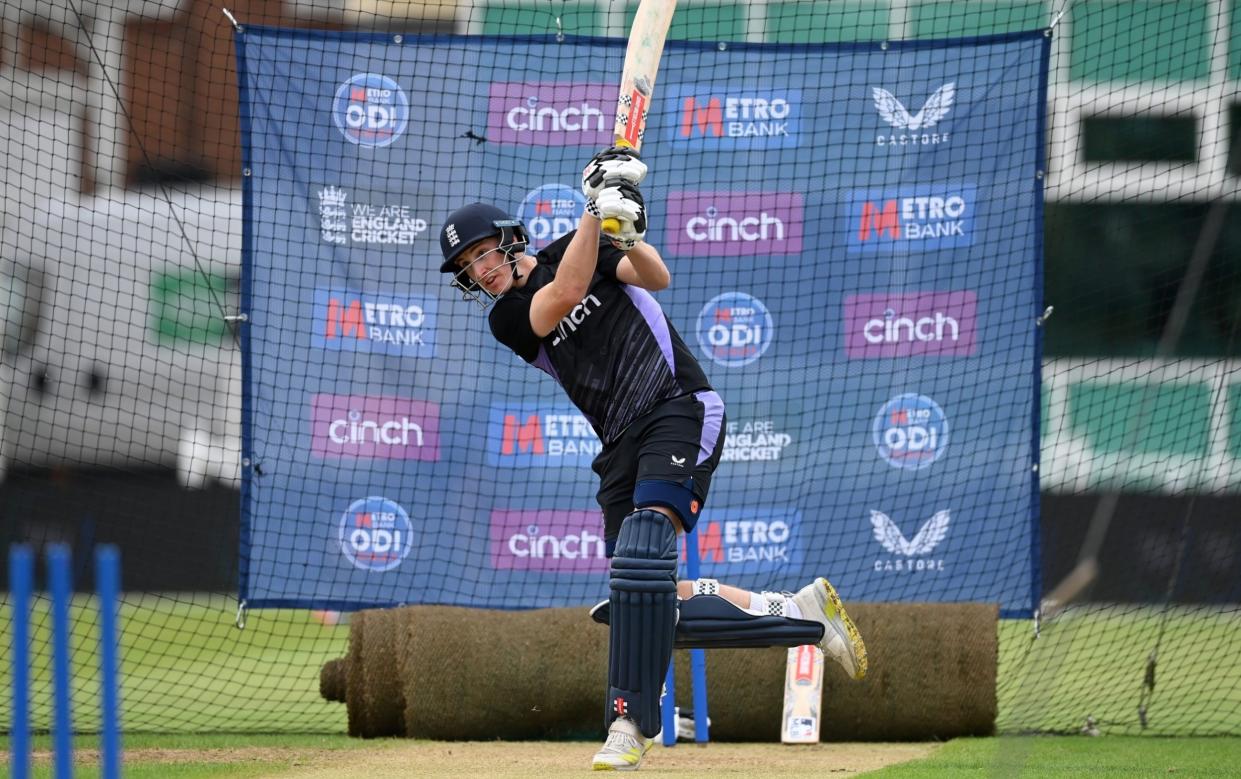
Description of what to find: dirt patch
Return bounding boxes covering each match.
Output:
[259,741,938,778]
[11,741,938,777]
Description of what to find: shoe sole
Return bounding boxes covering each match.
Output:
[819,577,868,680]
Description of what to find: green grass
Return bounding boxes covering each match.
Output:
[1,594,349,733]
[996,605,1241,735]
[2,595,1239,741]
[866,736,1241,777]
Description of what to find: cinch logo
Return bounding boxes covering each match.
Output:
[518,183,589,251]
[873,394,949,471]
[332,73,409,147]
[311,288,436,356]
[845,185,976,253]
[667,191,803,257]
[338,496,413,572]
[310,395,440,460]
[488,82,612,146]
[688,507,800,574]
[489,510,608,573]
[551,294,602,347]
[872,82,954,148]
[696,292,774,368]
[668,88,800,148]
[870,509,949,573]
[487,404,601,468]
[844,291,978,358]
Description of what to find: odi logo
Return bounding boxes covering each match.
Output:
[517,184,588,251]
[873,394,949,471]
[845,185,976,253]
[696,292,774,368]
[332,73,409,147]
[338,496,413,572]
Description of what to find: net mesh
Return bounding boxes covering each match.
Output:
[0,0,1237,738]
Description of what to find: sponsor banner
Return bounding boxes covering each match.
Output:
[666,191,804,257]
[332,73,409,147]
[310,395,440,460]
[490,509,608,572]
[337,496,413,572]
[668,87,801,148]
[487,82,612,146]
[696,292,774,368]
[872,393,949,470]
[869,508,950,573]
[845,185,976,253]
[844,291,978,358]
[311,288,436,356]
[314,185,429,247]
[517,183,589,251]
[487,404,601,467]
[690,506,801,575]
[722,411,797,464]
[871,82,955,149]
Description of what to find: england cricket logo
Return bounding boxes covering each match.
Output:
[870,510,949,573]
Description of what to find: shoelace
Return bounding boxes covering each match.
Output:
[604,731,639,750]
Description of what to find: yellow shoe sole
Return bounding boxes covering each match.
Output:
[821,577,869,680]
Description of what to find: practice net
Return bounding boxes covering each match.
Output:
[0,0,1238,737]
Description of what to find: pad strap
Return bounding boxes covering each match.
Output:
[693,578,720,596]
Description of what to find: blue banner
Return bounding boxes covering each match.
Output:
[237,28,1047,616]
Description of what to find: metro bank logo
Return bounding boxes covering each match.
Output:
[846,185,976,253]
[311,288,436,356]
[487,403,601,467]
[689,507,800,574]
[668,88,801,149]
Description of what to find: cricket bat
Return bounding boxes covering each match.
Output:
[600,0,678,235]
[781,644,824,743]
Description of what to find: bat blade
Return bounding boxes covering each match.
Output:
[603,0,676,234]
[612,0,676,153]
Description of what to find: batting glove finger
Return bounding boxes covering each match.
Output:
[582,146,648,200]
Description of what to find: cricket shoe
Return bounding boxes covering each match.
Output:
[791,577,868,680]
[592,716,652,771]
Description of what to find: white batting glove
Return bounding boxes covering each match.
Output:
[582,145,648,201]
[590,180,647,249]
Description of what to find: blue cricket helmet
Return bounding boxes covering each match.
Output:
[438,202,529,274]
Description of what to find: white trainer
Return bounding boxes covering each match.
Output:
[592,716,652,771]
[791,577,869,680]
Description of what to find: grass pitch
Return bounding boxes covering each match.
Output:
[2,595,1240,778]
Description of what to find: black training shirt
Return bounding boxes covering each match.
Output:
[488,231,712,445]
